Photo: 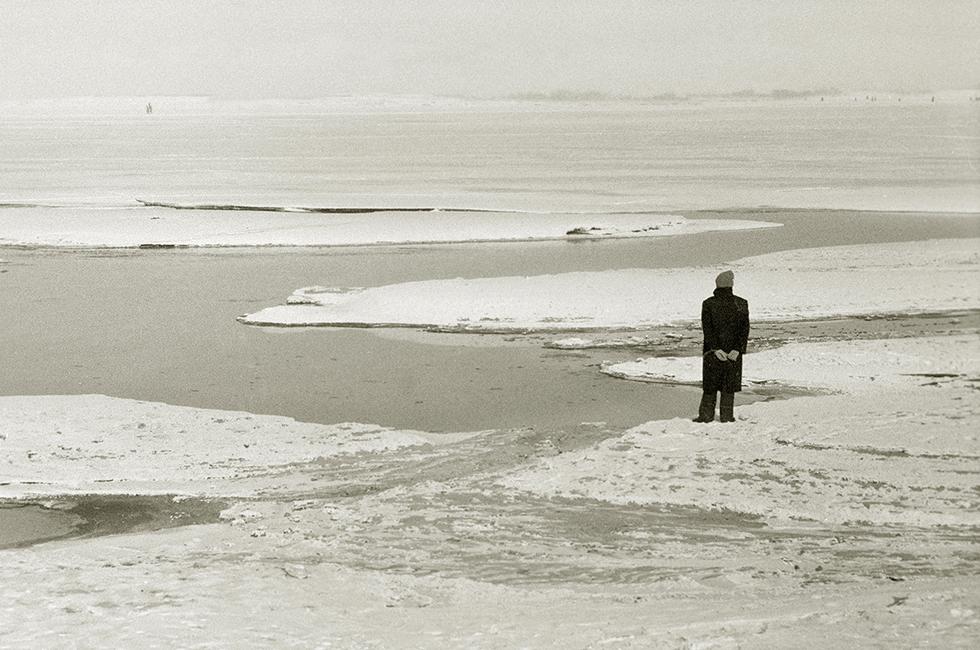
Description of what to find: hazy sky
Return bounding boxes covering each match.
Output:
[2,0,977,99]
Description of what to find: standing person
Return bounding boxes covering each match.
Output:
[693,270,749,423]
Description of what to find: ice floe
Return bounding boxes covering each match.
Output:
[0,395,435,498]
[0,206,776,248]
[242,238,980,330]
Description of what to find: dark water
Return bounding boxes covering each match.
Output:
[0,497,227,549]
[1,209,977,433]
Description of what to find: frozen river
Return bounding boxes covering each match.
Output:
[1,209,975,432]
[1,98,978,647]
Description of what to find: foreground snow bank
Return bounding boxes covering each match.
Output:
[242,238,980,330]
[0,395,434,498]
[502,335,980,527]
[0,207,776,248]
[3,519,975,648]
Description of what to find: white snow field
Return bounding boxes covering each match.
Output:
[241,238,980,329]
[504,335,980,528]
[0,395,457,499]
[0,207,777,248]
[2,333,979,647]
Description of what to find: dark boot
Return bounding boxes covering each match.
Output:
[719,392,735,422]
[692,392,716,423]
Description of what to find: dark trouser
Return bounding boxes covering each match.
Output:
[694,391,735,423]
[719,392,734,422]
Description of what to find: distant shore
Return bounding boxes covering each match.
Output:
[1,89,977,118]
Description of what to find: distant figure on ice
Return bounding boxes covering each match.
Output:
[145,102,153,114]
[693,270,750,423]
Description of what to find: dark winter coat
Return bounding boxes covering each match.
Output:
[701,287,750,393]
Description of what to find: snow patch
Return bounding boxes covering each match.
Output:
[501,335,980,527]
[548,337,595,349]
[0,395,432,498]
[603,335,980,391]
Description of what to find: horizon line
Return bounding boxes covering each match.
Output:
[1,86,978,103]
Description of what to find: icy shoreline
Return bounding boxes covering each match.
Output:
[242,237,980,330]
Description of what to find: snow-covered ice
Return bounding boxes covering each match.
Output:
[502,335,980,527]
[242,238,980,330]
[602,334,980,391]
[0,395,438,498]
[3,521,973,648]
[0,207,777,248]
